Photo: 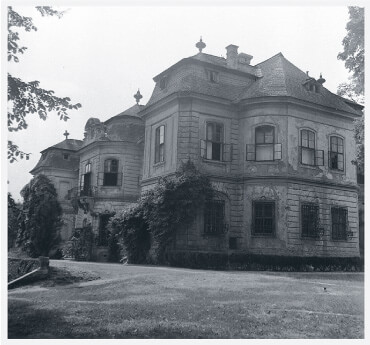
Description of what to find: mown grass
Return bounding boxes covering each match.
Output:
[8,261,364,339]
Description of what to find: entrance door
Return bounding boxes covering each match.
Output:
[82,172,91,196]
[98,214,113,246]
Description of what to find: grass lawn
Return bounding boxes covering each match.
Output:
[8,260,364,339]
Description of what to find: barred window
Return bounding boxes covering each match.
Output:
[204,200,226,235]
[329,136,344,171]
[103,159,118,186]
[301,203,319,237]
[205,122,224,161]
[155,125,165,163]
[252,201,275,236]
[331,207,348,240]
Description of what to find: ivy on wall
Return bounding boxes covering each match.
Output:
[109,160,215,263]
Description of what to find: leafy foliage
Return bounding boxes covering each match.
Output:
[109,160,215,263]
[337,6,364,171]
[337,6,364,96]
[7,6,82,162]
[16,174,62,257]
[67,226,95,261]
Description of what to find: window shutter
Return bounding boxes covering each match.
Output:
[117,172,123,186]
[274,143,282,160]
[246,144,255,161]
[315,150,324,166]
[200,139,206,158]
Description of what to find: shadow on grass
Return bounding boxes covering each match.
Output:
[8,299,73,339]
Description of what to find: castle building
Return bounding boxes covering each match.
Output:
[31,40,363,261]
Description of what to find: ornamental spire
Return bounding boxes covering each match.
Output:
[63,130,70,139]
[134,89,143,104]
[196,37,206,53]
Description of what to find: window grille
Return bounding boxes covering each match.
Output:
[204,200,227,235]
[252,201,275,235]
[329,136,344,171]
[301,203,320,237]
[331,207,348,240]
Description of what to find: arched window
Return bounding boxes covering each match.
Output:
[255,125,274,161]
[103,159,118,186]
[329,136,344,171]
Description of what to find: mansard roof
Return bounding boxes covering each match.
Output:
[44,139,83,152]
[30,139,81,174]
[105,104,144,124]
[237,53,362,115]
[144,50,362,116]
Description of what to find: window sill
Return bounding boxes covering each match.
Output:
[251,234,276,238]
[101,185,120,188]
[153,161,165,168]
[299,164,321,170]
[247,160,280,164]
[202,158,227,165]
[329,169,346,175]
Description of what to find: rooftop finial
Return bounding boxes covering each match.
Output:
[317,73,326,85]
[134,89,143,104]
[63,130,70,139]
[196,36,206,53]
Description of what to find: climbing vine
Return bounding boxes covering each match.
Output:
[109,160,215,263]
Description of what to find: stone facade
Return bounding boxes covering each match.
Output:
[31,41,363,261]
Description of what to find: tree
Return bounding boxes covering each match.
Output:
[16,174,62,257]
[337,6,364,170]
[8,193,21,249]
[8,6,81,162]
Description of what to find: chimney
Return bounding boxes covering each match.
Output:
[226,44,239,68]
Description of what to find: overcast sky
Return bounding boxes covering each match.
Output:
[6,5,355,200]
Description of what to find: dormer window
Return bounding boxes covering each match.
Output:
[159,76,168,90]
[207,70,219,83]
[304,79,319,93]
[63,153,70,160]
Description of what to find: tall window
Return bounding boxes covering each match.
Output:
[80,162,92,196]
[331,207,348,240]
[154,125,165,163]
[301,203,319,237]
[246,125,281,161]
[255,126,274,161]
[300,129,324,166]
[205,122,224,161]
[204,200,226,235]
[252,201,275,236]
[300,129,315,165]
[329,136,344,171]
[103,159,118,186]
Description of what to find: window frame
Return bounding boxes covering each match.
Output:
[329,135,345,172]
[255,125,275,162]
[154,125,165,164]
[252,200,276,237]
[204,121,225,162]
[331,206,348,241]
[103,158,119,186]
[300,129,316,166]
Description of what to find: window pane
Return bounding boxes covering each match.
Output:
[301,148,315,165]
[215,124,223,142]
[302,130,308,142]
[264,127,274,144]
[159,126,165,144]
[256,145,274,161]
[256,128,265,144]
[206,141,213,159]
[254,202,275,235]
[211,142,222,161]
[207,123,214,140]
